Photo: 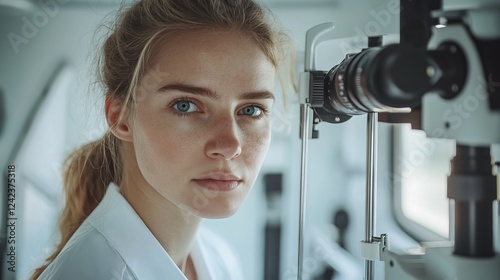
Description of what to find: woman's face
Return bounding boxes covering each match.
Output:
[128,29,275,218]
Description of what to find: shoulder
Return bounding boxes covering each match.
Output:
[197,227,245,280]
[37,223,136,280]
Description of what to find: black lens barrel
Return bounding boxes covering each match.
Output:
[322,42,466,117]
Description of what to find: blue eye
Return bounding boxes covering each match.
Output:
[174,100,198,113]
[240,105,263,117]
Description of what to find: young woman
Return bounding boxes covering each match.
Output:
[31,0,291,279]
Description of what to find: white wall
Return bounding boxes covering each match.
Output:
[0,2,124,279]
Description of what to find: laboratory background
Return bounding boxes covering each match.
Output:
[1,0,499,279]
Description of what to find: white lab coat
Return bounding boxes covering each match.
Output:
[37,183,245,280]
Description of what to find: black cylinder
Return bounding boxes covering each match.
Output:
[400,0,442,48]
[447,145,497,257]
[454,201,494,257]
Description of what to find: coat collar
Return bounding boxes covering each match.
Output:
[87,183,191,279]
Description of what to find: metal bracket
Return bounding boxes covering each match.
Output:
[360,234,388,261]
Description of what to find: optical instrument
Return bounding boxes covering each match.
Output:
[297,0,500,279]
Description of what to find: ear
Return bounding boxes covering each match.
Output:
[105,95,133,142]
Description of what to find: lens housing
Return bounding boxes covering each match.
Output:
[308,43,467,124]
[325,44,440,115]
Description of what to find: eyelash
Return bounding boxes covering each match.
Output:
[240,104,270,120]
[168,97,200,117]
[168,97,270,119]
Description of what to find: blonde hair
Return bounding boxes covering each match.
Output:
[31,0,291,278]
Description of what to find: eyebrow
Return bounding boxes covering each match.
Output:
[158,83,275,101]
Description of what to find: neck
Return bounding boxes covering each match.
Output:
[119,144,202,272]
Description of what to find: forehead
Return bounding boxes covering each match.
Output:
[144,29,275,90]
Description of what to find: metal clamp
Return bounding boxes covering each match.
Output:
[360,234,388,261]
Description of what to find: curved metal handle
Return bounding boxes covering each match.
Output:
[305,22,335,71]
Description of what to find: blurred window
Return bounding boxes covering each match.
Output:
[392,124,455,241]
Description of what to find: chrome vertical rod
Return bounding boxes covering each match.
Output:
[364,112,378,280]
[298,103,311,280]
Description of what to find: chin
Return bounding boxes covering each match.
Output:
[192,197,243,219]
[202,211,238,219]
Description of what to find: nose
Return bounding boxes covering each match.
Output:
[205,117,242,160]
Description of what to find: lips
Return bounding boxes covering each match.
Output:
[193,172,242,191]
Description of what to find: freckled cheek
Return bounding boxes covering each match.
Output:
[150,129,202,162]
[133,114,202,168]
[242,124,272,165]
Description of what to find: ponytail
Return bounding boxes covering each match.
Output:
[30,131,122,279]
